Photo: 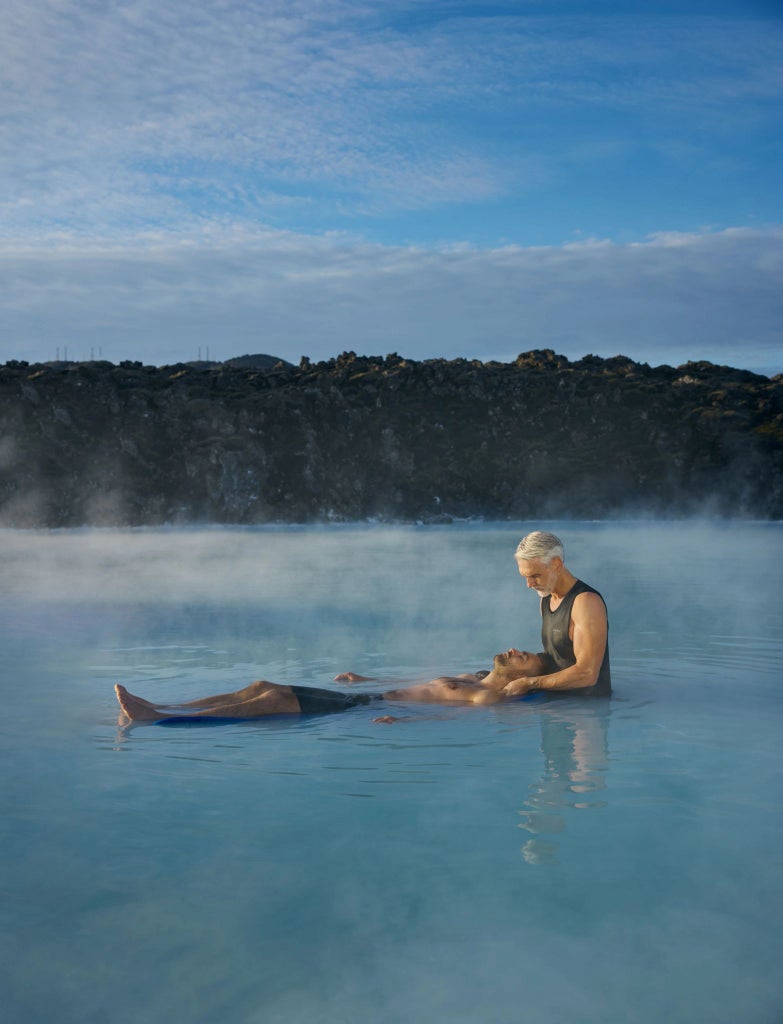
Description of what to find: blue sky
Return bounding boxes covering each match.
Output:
[1,0,781,372]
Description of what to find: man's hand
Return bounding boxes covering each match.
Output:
[502,676,539,697]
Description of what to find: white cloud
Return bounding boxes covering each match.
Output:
[2,1,781,232]
[2,0,508,223]
[1,226,780,373]
[1,2,781,372]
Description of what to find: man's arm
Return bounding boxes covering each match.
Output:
[502,593,608,695]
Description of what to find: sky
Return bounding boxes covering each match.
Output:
[1,0,782,374]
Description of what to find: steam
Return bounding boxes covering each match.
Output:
[2,520,779,680]
[2,519,781,1024]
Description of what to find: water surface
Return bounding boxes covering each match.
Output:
[1,522,781,1023]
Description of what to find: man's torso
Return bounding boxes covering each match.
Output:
[541,580,612,696]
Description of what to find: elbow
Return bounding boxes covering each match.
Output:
[569,664,600,689]
[583,665,601,687]
[580,667,601,688]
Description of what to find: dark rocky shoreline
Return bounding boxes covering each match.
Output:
[1,350,781,527]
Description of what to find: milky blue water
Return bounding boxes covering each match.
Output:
[1,522,781,1024]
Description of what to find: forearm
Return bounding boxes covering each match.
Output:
[504,662,598,695]
[525,664,597,691]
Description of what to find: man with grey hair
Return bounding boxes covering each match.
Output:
[502,531,611,698]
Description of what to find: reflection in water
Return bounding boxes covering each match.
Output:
[2,524,782,1024]
[518,698,611,864]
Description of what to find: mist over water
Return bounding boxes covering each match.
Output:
[1,521,781,1023]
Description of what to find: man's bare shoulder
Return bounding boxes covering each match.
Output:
[572,590,607,619]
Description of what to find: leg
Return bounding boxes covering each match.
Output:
[116,682,270,716]
[115,682,301,722]
[154,680,278,710]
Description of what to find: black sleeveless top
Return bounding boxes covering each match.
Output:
[541,580,611,696]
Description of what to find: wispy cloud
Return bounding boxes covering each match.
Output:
[2,2,781,370]
[2,1,781,233]
[1,226,780,372]
[2,0,505,223]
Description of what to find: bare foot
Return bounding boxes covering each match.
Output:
[334,671,375,683]
[115,684,164,723]
[115,686,158,711]
[373,715,404,724]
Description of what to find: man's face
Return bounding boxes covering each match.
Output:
[516,556,560,597]
[493,649,545,680]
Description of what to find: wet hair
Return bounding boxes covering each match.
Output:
[514,530,564,564]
